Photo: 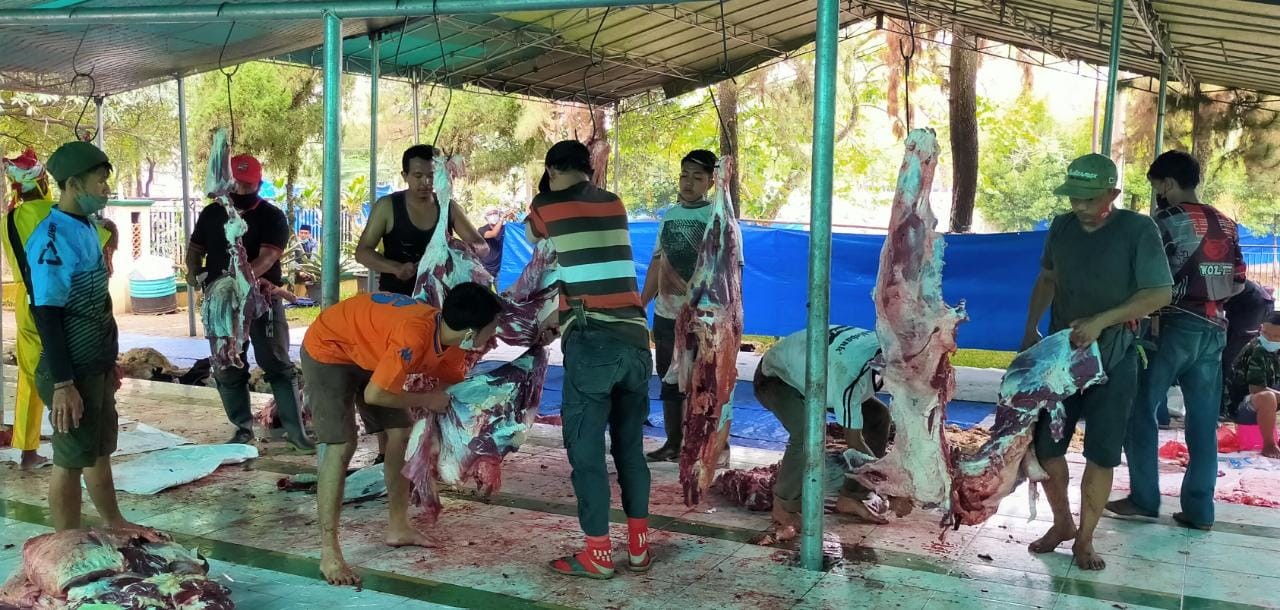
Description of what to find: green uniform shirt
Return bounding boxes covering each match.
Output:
[1227,339,1280,404]
[1041,209,1173,364]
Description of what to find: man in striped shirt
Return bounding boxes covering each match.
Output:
[527,140,653,580]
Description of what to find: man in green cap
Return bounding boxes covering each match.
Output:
[21,141,133,531]
[1019,153,1172,570]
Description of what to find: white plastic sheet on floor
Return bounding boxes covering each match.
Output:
[105,443,259,495]
[0,420,184,467]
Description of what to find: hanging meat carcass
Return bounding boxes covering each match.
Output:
[0,529,233,610]
[200,128,267,371]
[667,156,744,507]
[950,330,1106,525]
[852,129,966,510]
[396,153,561,522]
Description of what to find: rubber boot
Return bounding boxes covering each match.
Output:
[646,397,683,462]
[271,378,315,453]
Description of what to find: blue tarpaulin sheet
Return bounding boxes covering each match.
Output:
[497,221,1047,352]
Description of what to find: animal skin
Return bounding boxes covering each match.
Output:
[667,156,745,507]
[950,331,1106,525]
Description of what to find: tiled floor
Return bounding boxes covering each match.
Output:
[2,369,1280,609]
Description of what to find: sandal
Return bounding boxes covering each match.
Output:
[549,554,615,580]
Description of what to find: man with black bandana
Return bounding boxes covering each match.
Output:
[187,153,312,451]
[23,141,132,531]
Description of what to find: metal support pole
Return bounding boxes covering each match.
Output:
[1100,0,1124,157]
[1151,58,1169,213]
[93,96,104,150]
[801,0,838,572]
[368,33,380,293]
[411,70,421,145]
[178,76,197,336]
[321,10,342,308]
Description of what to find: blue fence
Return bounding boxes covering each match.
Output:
[497,221,1049,352]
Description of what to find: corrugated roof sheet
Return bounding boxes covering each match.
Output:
[0,0,1277,101]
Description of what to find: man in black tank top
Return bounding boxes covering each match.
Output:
[353,145,488,461]
[355,145,488,296]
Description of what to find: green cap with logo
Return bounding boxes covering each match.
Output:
[1053,153,1118,199]
[46,141,110,184]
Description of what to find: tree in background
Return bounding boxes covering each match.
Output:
[947,29,980,233]
[188,62,329,227]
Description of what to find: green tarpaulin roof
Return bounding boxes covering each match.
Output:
[0,0,1277,102]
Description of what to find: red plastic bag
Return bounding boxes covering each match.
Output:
[1217,425,1240,454]
[1158,440,1189,461]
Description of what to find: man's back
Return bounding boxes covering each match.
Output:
[1153,202,1244,324]
[527,181,648,349]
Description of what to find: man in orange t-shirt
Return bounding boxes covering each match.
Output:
[301,282,501,587]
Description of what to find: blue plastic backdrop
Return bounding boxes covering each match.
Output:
[497,220,1049,351]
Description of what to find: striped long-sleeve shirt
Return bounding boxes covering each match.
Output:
[527,181,649,349]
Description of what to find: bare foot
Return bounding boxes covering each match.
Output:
[1028,523,1076,554]
[386,526,439,548]
[1263,445,1280,460]
[770,502,800,541]
[321,553,362,587]
[836,496,889,524]
[19,451,47,471]
[1072,540,1105,570]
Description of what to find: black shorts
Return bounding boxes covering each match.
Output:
[1033,346,1139,468]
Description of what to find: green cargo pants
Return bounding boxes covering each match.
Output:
[561,324,654,537]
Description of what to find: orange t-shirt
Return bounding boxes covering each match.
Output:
[302,293,469,394]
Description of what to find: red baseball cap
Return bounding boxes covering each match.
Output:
[230,154,262,184]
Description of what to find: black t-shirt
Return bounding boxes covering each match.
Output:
[479,223,504,275]
[191,199,289,286]
[1226,280,1274,337]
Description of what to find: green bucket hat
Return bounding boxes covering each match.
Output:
[46,141,110,184]
[1053,153,1118,199]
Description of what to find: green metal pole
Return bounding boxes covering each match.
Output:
[178,75,196,336]
[1151,57,1168,213]
[412,70,421,145]
[801,0,838,572]
[0,0,704,24]
[94,96,104,150]
[321,10,341,308]
[1100,0,1124,157]
[368,33,380,293]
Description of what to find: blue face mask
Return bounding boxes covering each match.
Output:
[1260,337,1280,353]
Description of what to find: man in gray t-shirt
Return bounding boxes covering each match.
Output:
[1020,153,1172,572]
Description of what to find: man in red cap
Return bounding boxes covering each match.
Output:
[187,154,312,451]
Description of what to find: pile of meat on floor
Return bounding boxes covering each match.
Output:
[667,156,745,507]
[851,128,966,512]
[0,528,233,610]
[396,153,561,523]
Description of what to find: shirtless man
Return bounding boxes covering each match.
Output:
[303,283,501,586]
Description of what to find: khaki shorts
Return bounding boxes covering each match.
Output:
[299,347,412,444]
[36,369,118,470]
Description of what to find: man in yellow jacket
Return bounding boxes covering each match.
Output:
[2,148,116,470]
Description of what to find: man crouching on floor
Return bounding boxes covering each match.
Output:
[302,283,501,586]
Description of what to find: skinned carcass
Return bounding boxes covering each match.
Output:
[200,128,267,371]
[396,154,561,521]
[852,129,966,509]
[667,156,745,507]
[0,529,232,609]
[950,330,1106,525]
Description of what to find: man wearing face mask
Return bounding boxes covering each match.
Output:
[1107,150,1244,531]
[1021,153,1172,570]
[478,207,505,286]
[1225,312,1280,459]
[22,141,134,531]
[3,148,116,471]
[301,283,501,587]
[187,154,312,452]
